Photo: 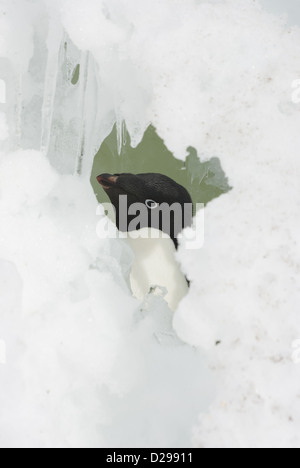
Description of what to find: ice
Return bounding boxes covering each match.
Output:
[0,0,300,449]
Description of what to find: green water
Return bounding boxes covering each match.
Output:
[90,123,231,211]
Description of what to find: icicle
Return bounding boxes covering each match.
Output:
[77,54,104,178]
[122,120,127,148]
[75,51,90,176]
[116,119,126,155]
[40,19,63,156]
[116,118,122,156]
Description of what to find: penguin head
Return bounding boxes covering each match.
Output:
[97,173,193,247]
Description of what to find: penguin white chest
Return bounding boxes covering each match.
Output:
[125,228,189,311]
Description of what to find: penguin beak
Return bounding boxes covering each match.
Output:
[96,174,119,190]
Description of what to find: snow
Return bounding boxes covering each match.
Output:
[0,149,212,448]
[0,0,300,449]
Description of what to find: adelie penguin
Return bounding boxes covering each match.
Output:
[97,173,193,311]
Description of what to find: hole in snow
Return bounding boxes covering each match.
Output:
[91,122,231,211]
[90,122,231,310]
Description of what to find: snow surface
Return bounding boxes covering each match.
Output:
[0,0,300,448]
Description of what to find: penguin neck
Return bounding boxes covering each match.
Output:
[124,227,188,311]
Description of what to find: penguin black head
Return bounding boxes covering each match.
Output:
[97,173,193,248]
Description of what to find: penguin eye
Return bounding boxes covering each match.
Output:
[145,199,158,209]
